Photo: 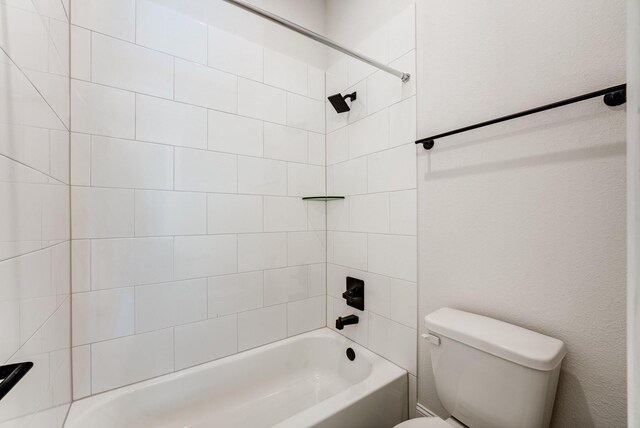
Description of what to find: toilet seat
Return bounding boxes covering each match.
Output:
[394,417,465,428]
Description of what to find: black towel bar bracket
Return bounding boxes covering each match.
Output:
[0,362,33,401]
[415,83,627,150]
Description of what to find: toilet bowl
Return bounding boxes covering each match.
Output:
[395,417,466,428]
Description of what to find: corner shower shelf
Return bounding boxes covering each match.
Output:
[302,196,345,201]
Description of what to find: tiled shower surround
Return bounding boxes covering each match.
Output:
[1,0,418,421]
[0,0,72,427]
[324,4,418,400]
[69,0,328,398]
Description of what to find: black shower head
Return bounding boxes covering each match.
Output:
[328,92,357,113]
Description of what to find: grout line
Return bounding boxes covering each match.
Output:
[0,44,69,132]
[75,26,327,101]
[70,261,331,296]
[72,64,326,123]
[132,287,137,333]
[134,0,138,44]
[105,20,406,117]
[172,236,176,285]
[205,177,208,235]
[89,135,93,186]
[71,126,329,166]
[133,93,137,141]
[88,344,93,396]
[5,294,71,364]
[70,228,341,242]
[235,232,239,280]
[86,238,92,291]
[89,29,93,81]
[235,67,239,114]
[27,2,69,77]
[323,55,330,326]
[59,0,69,21]
[236,312,240,352]
[133,189,136,236]
[0,239,68,264]
[67,7,75,408]
[0,152,63,185]
[76,293,320,350]
[206,107,210,151]
[205,277,209,319]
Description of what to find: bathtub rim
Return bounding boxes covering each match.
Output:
[65,327,408,428]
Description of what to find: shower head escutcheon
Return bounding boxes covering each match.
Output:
[328,92,357,113]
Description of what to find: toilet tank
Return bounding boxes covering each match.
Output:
[424,308,566,428]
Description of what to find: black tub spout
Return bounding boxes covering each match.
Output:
[335,315,359,330]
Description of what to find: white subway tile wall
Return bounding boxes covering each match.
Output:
[70,1,328,398]
[0,0,420,423]
[325,5,418,376]
[0,1,72,427]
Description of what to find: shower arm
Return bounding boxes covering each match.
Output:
[221,0,411,83]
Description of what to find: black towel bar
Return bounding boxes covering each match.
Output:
[0,362,33,401]
[415,84,626,150]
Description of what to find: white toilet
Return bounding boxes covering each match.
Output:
[396,308,567,428]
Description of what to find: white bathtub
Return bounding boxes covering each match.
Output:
[65,328,408,428]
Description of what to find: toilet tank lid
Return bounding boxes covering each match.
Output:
[424,308,567,371]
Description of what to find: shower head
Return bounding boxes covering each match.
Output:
[328,92,357,113]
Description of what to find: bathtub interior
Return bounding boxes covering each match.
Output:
[65,330,400,428]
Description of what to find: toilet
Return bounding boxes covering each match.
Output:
[396,308,566,428]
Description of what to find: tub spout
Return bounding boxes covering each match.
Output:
[335,315,359,330]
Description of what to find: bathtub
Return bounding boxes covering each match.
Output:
[65,328,408,428]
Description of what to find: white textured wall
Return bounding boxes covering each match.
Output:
[628,0,640,426]
[416,1,626,427]
[0,1,72,427]
[325,0,414,51]
[69,0,327,398]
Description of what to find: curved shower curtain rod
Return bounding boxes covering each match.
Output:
[221,0,411,83]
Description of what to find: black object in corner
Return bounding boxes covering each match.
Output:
[0,362,33,401]
[343,277,365,311]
